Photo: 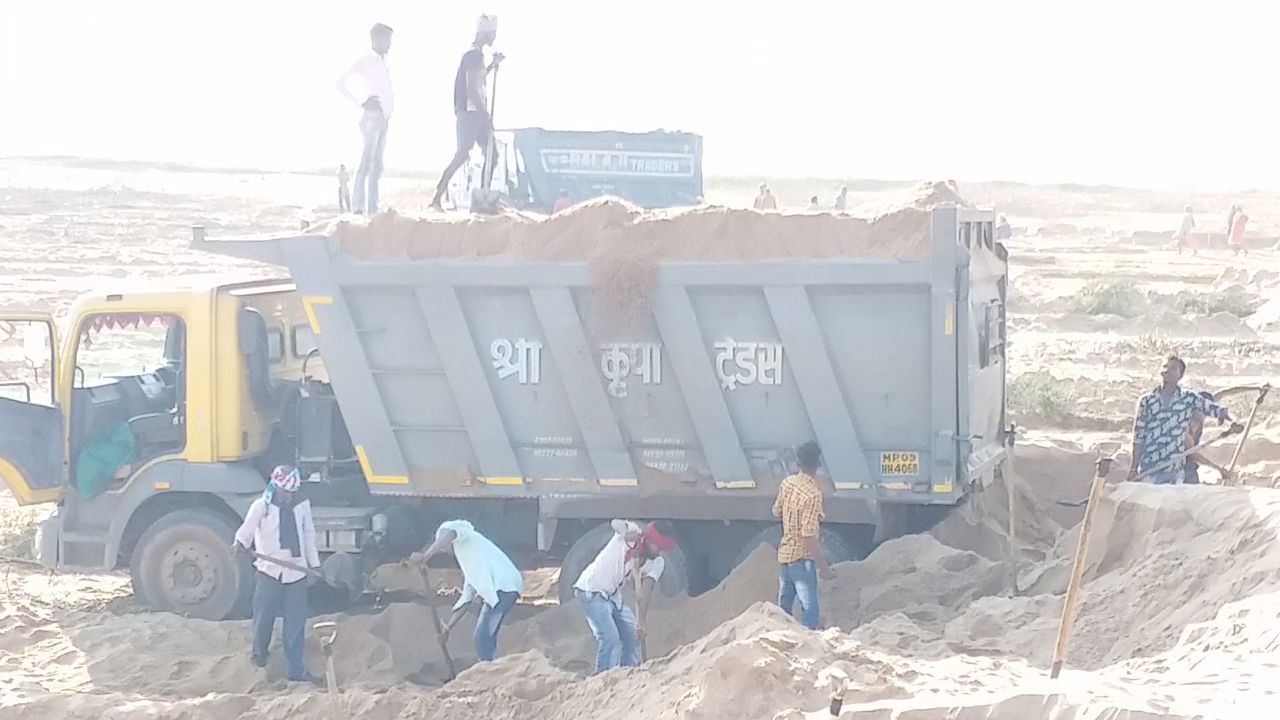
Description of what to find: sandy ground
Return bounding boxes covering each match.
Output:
[2,157,1280,718]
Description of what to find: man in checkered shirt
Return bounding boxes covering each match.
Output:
[772,441,834,629]
[1129,355,1233,484]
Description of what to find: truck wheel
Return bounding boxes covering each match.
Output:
[130,508,253,620]
[731,525,855,574]
[557,522,690,605]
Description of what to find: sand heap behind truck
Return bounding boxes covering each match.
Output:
[0,183,1010,620]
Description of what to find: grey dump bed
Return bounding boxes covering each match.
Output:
[195,205,1009,526]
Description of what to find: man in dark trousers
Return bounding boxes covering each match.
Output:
[233,466,321,683]
[772,441,834,630]
[430,14,503,211]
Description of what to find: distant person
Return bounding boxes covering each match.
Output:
[336,164,351,213]
[552,190,573,214]
[807,195,821,211]
[753,183,777,211]
[995,214,1013,241]
[1183,391,1234,485]
[1225,203,1241,247]
[430,15,504,211]
[1173,204,1196,255]
[772,441,834,630]
[415,520,523,662]
[573,519,676,673]
[833,185,848,212]
[1230,206,1249,256]
[232,466,321,683]
[336,23,394,215]
[1129,355,1232,485]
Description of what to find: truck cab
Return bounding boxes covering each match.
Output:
[0,280,371,620]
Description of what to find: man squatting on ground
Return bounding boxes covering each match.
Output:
[573,520,677,673]
[416,519,524,662]
[232,465,322,683]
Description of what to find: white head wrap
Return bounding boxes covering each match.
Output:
[477,14,498,34]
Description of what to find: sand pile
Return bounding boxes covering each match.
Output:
[316,180,969,265]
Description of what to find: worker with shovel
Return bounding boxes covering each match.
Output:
[1129,355,1233,484]
[415,520,523,663]
[429,14,504,211]
[232,465,322,683]
[573,520,677,673]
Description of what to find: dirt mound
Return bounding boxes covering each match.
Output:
[318,180,969,265]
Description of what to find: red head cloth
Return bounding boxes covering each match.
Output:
[627,522,677,563]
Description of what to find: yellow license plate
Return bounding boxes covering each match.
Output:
[880,451,920,477]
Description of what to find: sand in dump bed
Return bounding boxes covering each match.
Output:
[313,180,969,264]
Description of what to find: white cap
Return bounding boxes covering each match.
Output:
[477,14,498,33]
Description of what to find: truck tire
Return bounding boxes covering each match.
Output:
[130,508,253,620]
[557,522,690,605]
[731,525,855,575]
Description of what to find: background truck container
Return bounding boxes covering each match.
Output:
[0,203,1009,619]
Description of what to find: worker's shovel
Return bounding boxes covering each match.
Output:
[313,621,341,719]
[419,566,459,682]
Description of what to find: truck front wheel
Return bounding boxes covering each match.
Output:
[557,522,690,605]
[130,508,253,620]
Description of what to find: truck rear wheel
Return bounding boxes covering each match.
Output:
[731,525,856,574]
[130,508,253,620]
[557,522,690,605]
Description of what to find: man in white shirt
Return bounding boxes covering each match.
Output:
[336,23,394,215]
[232,466,321,683]
[573,520,676,673]
[415,519,523,662]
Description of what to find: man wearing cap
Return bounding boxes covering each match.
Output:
[336,23,394,215]
[414,519,523,662]
[430,14,504,211]
[572,520,676,673]
[232,465,322,683]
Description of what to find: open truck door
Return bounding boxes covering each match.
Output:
[0,314,64,505]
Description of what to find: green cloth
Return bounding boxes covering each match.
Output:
[76,423,134,499]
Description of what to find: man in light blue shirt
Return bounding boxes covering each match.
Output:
[418,519,523,661]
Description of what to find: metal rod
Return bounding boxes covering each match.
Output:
[1049,455,1113,678]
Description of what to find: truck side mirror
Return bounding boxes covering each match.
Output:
[22,323,51,369]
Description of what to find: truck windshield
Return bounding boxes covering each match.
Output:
[76,314,179,385]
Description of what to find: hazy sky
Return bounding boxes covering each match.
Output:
[2,0,1277,189]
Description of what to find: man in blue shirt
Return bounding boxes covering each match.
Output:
[417,519,523,662]
[1129,355,1232,484]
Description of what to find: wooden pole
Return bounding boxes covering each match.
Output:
[1224,386,1269,485]
[1049,455,1112,679]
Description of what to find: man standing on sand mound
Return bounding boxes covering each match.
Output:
[573,520,677,673]
[336,23,394,215]
[772,441,834,630]
[1129,355,1233,485]
[430,15,504,211]
[414,519,523,663]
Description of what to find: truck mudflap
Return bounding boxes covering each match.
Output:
[35,509,61,570]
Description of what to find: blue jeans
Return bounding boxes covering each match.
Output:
[576,590,641,673]
[474,591,519,662]
[353,110,389,214]
[778,559,820,630]
[251,572,309,679]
